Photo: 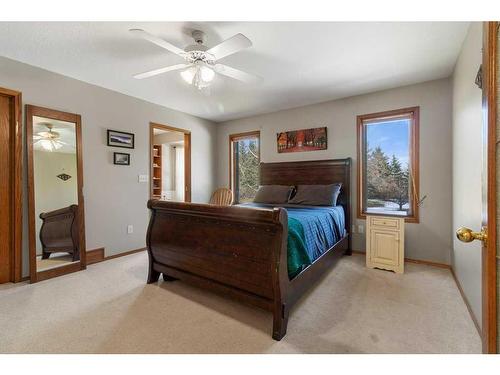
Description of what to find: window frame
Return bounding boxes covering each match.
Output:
[356,106,420,223]
[229,130,261,204]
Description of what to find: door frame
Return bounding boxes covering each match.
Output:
[149,122,191,202]
[0,87,22,283]
[482,21,498,354]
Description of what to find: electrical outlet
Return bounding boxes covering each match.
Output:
[358,224,364,234]
[351,225,356,234]
[138,174,148,183]
[127,225,133,234]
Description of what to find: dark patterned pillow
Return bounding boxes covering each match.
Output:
[288,183,342,206]
[253,185,295,204]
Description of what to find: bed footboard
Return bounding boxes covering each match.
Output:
[146,200,290,339]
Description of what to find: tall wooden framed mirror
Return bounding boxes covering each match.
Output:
[26,105,86,283]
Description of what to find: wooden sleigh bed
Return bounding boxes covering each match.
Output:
[146,158,351,340]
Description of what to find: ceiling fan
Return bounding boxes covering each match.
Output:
[130,29,261,90]
[33,123,70,152]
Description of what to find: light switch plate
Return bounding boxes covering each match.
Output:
[358,224,364,234]
[138,174,148,183]
[127,225,133,234]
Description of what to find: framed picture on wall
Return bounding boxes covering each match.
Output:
[113,152,130,166]
[107,129,135,149]
[277,126,327,153]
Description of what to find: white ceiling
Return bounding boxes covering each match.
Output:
[0,22,469,122]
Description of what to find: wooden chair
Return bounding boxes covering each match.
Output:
[209,188,234,206]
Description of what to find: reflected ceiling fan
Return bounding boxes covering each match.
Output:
[130,29,261,90]
[33,123,70,152]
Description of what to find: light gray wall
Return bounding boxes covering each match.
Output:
[216,78,453,264]
[0,56,217,277]
[153,131,184,144]
[452,23,483,329]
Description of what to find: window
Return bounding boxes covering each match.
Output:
[229,131,260,203]
[357,107,419,222]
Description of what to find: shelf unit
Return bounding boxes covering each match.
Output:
[152,144,162,198]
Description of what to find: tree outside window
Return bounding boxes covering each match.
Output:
[230,132,260,203]
[357,108,419,222]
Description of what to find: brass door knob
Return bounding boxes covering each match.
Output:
[456,226,488,243]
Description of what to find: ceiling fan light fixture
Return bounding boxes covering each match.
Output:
[38,139,63,152]
[132,29,258,86]
[180,62,215,90]
[180,65,196,84]
[34,123,66,152]
[200,65,215,82]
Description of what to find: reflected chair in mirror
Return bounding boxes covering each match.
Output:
[39,205,80,262]
[209,188,234,206]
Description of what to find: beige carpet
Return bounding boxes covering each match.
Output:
[0,252,481,353]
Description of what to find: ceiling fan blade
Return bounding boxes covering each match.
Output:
[130,29,186,57]
[207,33,252,60]
[215,64,261,83]
[133,63,190,79]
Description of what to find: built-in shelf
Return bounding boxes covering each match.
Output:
[152,144,162,198]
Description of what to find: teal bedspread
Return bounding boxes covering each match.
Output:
[239,204,346,279]
[287,217,313,278]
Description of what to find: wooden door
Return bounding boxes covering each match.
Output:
[0,94,12,283]
[457,22,498,354]
[0,87,22,284]
[481,22,498,354]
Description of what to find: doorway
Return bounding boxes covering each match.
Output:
[0,87,22,284]
[149,122,191,202]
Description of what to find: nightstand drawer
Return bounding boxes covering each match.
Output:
[369,216,400,229]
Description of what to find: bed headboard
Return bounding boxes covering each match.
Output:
[260,158,351,237]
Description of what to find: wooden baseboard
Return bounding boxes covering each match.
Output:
[450,267,482,337]
[104,247,146,261]
[86,247,146,265]
[86,248,105,265]
[403,257,450,269]
[351,250,450,269]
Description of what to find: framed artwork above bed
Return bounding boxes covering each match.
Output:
[277,126,327,153]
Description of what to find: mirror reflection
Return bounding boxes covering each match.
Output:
[33,116,80,272]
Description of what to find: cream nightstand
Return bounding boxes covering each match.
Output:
[366,215,404,273]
